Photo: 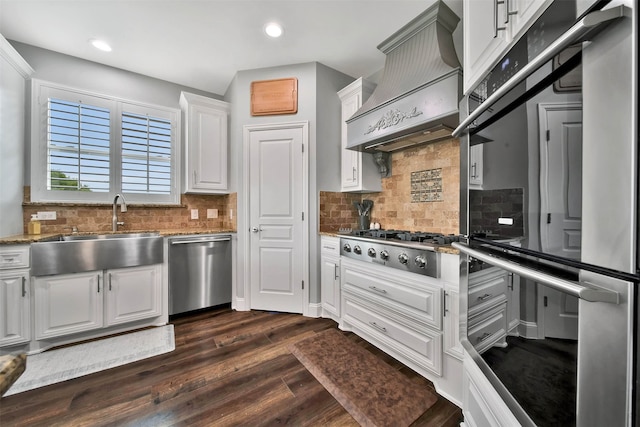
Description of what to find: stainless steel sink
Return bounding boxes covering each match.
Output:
[31,232,163,276]
[59,232,160,241]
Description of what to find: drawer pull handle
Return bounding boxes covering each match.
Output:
[323,245,335,250]
[3,257,15,262]
[478,332,493,343]
[369,322,387,333]
[369,286,387,294]
[478,293,493,301]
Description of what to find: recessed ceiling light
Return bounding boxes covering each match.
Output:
[264,22,283,38]
[90,38,112,52]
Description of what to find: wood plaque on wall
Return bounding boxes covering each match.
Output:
[250,77,298,116]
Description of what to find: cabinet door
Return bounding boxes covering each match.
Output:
[34,272,103,339]
[338,78,380,193]
[469,144,483,188]
[340,89,363,191]
[463,0,510,93]
[443,286,463,359]
[105,265,162,326]
[506,272,520,335]
[320,255,340,318]
[0,271,30,347]
[509,0,552,41]
[181,92,230,193]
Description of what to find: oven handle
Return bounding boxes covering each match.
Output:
[452,5,627,138]
[453,242,619,304]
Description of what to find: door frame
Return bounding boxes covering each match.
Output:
[241,121,310,315]
[536,101,582,339]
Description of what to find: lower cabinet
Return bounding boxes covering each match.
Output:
[467,266,508,353]
[320,236,341,322]
[463,352,520,427]
[34,264,162,340]
[0,269,31,347]
[339,257,443,377]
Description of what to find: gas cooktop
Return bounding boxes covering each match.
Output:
[348,229,461,246]
[339,230,460,278]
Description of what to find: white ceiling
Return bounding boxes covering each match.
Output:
[0,0,462,96]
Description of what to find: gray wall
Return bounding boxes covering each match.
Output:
[9,40,223,187]
[225,61,352,307]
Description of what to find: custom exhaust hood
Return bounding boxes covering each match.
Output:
[346,1,462,153]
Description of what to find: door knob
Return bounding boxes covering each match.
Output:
[251,227,260,233]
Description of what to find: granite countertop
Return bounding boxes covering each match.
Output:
[0,354,26,397]
[0,229,237,245]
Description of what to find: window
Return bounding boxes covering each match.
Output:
[31,80,180,204]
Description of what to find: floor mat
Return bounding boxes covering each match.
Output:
[5,324,175,396]
[289,328,437,427]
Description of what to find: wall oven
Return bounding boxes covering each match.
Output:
[453,1,637,426]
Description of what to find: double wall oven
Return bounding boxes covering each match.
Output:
[453,1,637,426]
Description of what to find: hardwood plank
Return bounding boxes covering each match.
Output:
[0,308,462,427]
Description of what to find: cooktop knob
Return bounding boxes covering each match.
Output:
[367,248,376,257]
[380,250,389,260]
[343,243,351,252]
[398,253,409,264]
[354,245,362,255]
[415,255,427,269]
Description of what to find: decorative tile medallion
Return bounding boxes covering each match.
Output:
[411,168,443,202]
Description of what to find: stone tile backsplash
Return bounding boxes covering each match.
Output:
[22,187,237,234]
[320,138,460,235]
[469,188,524,238]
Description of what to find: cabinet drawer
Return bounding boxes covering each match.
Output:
[343,295,442,375]
[468,271,508,310]
[0,246,30,270]
[320,236,340,256]
[343,266,438,319]
[468,302,507,354]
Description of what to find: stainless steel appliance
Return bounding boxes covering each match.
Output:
[453,1,637,426]
[168,234,232,315]
[340,230,459,278]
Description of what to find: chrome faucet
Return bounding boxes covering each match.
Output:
[112,193,128,232]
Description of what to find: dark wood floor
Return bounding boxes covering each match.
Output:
[0,307,462,426]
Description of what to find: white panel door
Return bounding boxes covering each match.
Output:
[0,271,30,347]
[539,103,582,340]
[248,123,306,313]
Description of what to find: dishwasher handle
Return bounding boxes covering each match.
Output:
[170,236,231,245]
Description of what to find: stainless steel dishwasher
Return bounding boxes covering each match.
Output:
[168,234,232,315]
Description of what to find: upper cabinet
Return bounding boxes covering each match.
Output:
[180,92,230,194]
[463,0,552,93]
[338,78,381,193]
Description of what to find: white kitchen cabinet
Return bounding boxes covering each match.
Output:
[463,0,551,93]
[338,78,381,193]
[506,272,520,335]
[0,245,31,348]
[34,271,104,340]
[34,265,162,340]
[340,257,443,377]
[105,265,162,326]
[443,284,464,360]
[180,91,230,194]
[468,266,509,353]
[320,236,341,322]
[469,144,483,189]
[463,352,520,427]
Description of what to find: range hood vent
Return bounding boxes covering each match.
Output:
[346,1,462,153]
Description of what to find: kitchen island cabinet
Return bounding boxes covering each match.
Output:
[338,78,381,193]
[34,264,162,341]
[180,91,230,194]
[0,245,31,348]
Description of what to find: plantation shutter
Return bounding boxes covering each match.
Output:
[121,112,172,195]
[47,98,110,192]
